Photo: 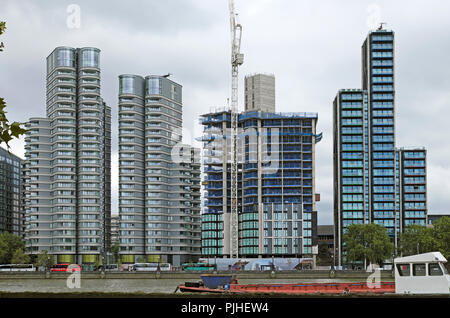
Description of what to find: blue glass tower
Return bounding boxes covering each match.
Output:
[334,27,427,267]
[362,29,396,238]
[200,109,322,258]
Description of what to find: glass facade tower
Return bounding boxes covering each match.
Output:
[200,108,322,258]
[396,148,427,230]
[0,147,23,236]
[334,28,427,267]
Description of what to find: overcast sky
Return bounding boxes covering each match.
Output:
[1,0,450,225]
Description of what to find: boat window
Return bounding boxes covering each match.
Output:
[413,263,426,276]
[442,265,449,275]
[396,264,410,276]
[428,263,443,276]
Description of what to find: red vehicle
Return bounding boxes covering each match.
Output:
[50,263,81,272]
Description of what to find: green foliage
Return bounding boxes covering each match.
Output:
[136,256,146,263]
[0,21,28,147]
[0,238,8,264]
[94,258,100,269]
[317,241,332,266]
[111,242,120,263]
[343,223,394,266]
[11,248,30,264]
[0,232,25,264]
[399,224,439,256]
[400,217,450,259]
[36,250,53,269]
[432,216,450,259]
[0,98,28,147]
[0,21,5,51]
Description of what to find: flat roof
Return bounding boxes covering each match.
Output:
[394,252,447,264]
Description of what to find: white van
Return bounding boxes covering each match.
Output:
[394,252,450,294]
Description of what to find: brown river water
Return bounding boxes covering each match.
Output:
[0,277,377,294]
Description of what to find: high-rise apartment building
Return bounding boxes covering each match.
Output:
[396,148,427,231]
[0,147,23,236]
[244,74,275,112]
[333,28,427,266]
[118,74,201,267]
[200,77,322,258]
[23,47,111,265]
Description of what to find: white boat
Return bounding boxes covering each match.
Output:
[394,252,450,294]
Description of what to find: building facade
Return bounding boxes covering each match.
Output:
[396,148,427,230]
[118,74,201,267]
[200,105,322,258]
[23,47,111,265]
[0,147,23,237]
[317,225,334,252]
[244,74,275,113]
[333,28,427,266]
[110,214,119,246]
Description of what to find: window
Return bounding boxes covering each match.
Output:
[396,264,410,276]
[428,263,443,276]
[413,263,426,276]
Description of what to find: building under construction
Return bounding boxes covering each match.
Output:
[200,74,322,259]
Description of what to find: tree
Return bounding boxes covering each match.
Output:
[343,223,394,267]
[399,224,439,256]
[0,232,25,264]
[0,21,28,148]
[11,248,30,264]
[317,241,332,266]
[0,21,5,52]
[0,238,8,264]
[136,256,146,263]
[36,250,53,270]
[94,258,100,270]
[111,242,119,264]
[431,216,450,260]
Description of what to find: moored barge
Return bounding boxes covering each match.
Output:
[177,252,450,295]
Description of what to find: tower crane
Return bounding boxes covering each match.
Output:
[228,0,243,259]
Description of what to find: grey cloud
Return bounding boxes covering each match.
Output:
[1,0,450,220]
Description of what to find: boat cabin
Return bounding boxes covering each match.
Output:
[394,252,450,294]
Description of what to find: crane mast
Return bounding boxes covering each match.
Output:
[228,0,243,259]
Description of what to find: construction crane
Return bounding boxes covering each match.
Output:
[228,0,243,259]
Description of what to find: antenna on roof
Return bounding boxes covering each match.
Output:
[162,73,172,78]
[378,22,387,30]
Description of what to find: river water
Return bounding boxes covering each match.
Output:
[0,278,370,294]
